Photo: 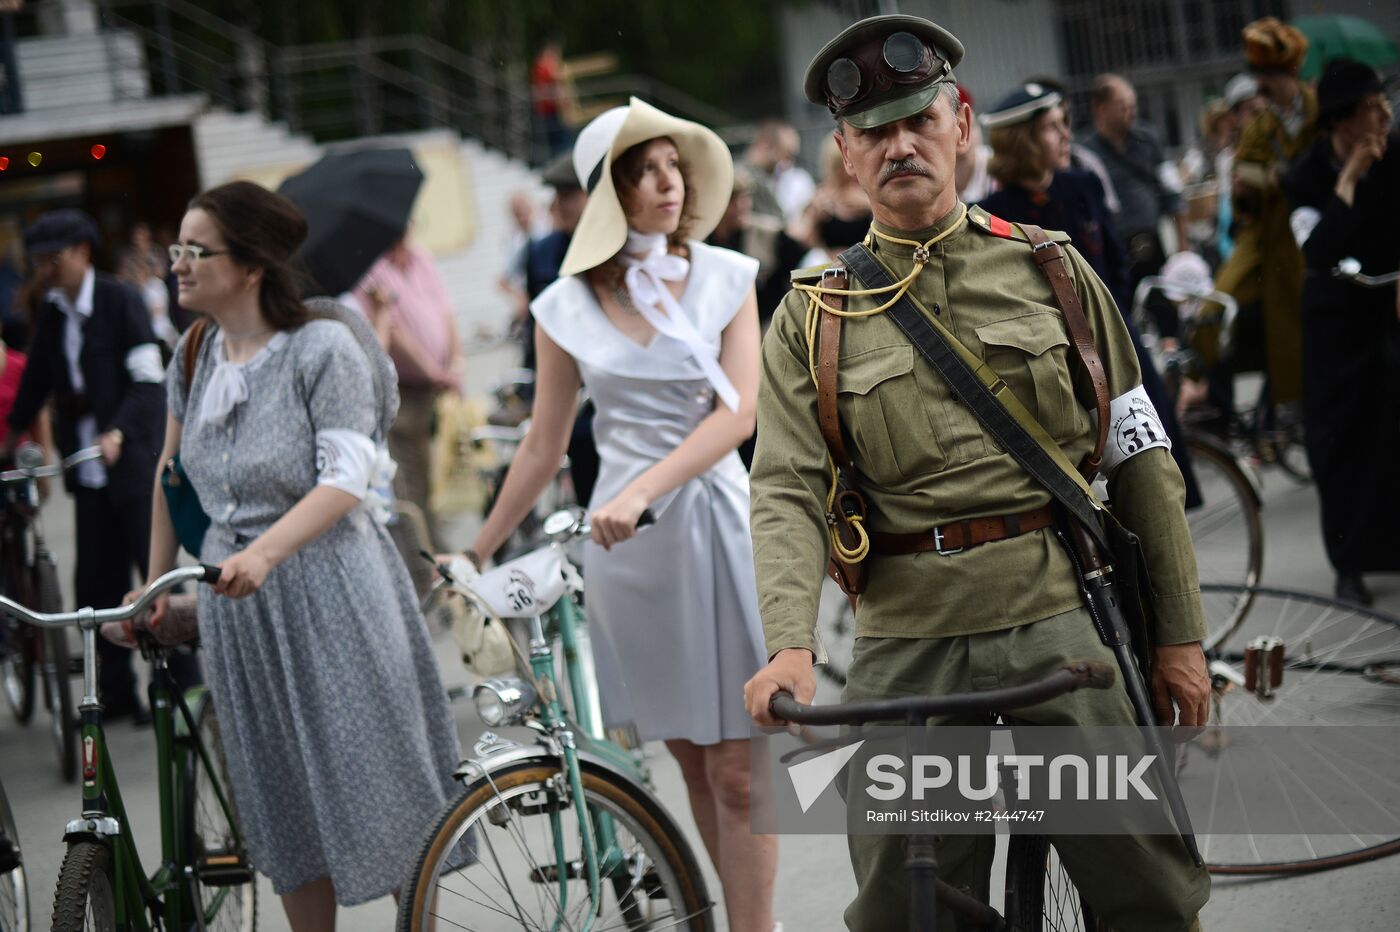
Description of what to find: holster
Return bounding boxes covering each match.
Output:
[815,265,868,599]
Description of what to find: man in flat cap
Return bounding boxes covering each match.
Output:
[744,14,1210,930]
[6,209,196,720]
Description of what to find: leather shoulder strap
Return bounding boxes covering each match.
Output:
[182,317,208,395]
[815,268,852,468]
[1018,224,1110,477]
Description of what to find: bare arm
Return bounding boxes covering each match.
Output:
[469,324,582,561]
[590,288,761,548]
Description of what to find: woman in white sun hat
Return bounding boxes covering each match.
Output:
[465,98,777,930]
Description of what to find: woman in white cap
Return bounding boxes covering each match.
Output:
[465,98,777,931]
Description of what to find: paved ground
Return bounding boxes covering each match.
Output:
[3,441,1399,930]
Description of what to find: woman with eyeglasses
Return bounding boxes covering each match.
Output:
[136,181,463,929]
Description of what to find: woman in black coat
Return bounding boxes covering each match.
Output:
[1281,59,1400,605]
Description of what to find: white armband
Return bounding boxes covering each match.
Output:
[125,343,166,384]
[1290,206,1321,248]
[1101,385,1171,473]
[315,429,377,499]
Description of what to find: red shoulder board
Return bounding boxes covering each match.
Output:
[986,213,1014,238]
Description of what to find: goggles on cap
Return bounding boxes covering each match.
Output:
[825,31,951,114]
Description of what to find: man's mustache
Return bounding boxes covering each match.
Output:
[881,158,929,182]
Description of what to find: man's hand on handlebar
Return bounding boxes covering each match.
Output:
[745,648,817,731]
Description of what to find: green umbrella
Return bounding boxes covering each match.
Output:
[1293,14,1400,80]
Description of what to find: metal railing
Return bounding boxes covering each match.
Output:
[91,0,534,159]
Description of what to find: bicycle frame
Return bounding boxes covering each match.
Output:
[453,549,658,930]
[65,617,246,930]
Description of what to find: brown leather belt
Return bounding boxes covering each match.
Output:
[870,504,1056,556]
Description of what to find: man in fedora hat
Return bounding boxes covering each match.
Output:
[744,14,1210,930]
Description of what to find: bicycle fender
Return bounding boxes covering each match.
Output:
[453,732,661,810]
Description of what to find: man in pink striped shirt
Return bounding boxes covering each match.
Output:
[355,235,463,552]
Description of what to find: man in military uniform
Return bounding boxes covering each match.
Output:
[743,14,1211,931]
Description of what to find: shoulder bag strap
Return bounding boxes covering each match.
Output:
[815,266,852,468]
[838,244,1112,554]
[1018,224,1110,477]
[182,317,208,395]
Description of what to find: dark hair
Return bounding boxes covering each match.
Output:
[588,136,697,289]
[187,181,316,331]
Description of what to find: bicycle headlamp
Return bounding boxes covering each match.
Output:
[473,676,537,727]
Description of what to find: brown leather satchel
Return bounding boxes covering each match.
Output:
[813,266,870,600]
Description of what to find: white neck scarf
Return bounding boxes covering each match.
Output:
[618,232,740,412]
[199,330,288,425]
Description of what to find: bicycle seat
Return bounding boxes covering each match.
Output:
[459,545,577,619]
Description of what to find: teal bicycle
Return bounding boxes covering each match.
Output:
[0,565,256,932]
[397,507,714,931]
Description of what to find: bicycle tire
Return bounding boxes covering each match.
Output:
[0,780,29,932]
[181,696,257,932]
[50,841,116,932]
[2,622,34,725]
[1192,584,1400,874]
[36,557,77,784]
[397,760,714,932]
[1184,433,1263,652]
[1003,835,1107,931]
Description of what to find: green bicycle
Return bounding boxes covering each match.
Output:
[397,507,714,931]
[0,564,256,932]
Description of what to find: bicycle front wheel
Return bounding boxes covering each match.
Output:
[51,841,116,932]
[397,760,714,932]
[1004,835,1106,931]
[0,781,29,932]
[1185,433,1262,652]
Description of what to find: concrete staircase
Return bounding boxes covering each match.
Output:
[192,110,320,189]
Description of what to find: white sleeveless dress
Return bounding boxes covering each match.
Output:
[531,241,766,744]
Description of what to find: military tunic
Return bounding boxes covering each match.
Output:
[750,204,1206,658]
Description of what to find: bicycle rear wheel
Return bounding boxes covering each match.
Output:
[0,780,29,932]
[2,621,34,724]
[1185,433,1263,652]
[816,584,855,687]
[182,694,257,932]
[397,759,714,932]
[51,841,116,932]
[1004,835,1106,931]
[1194,584,1400,874]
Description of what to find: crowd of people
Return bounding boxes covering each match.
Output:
[0,8,1395,932]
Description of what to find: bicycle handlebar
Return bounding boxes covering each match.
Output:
[1333,258,1400,288]
[0,564,221,629]
[770,661,1116,726]
[0,446,103,484]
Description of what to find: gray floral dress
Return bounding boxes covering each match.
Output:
[168,316,461,904]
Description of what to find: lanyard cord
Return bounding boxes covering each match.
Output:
[791,204,969,565]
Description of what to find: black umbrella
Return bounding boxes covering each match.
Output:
[278,147,425,295]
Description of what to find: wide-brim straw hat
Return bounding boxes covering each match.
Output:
[559,97,733,277]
